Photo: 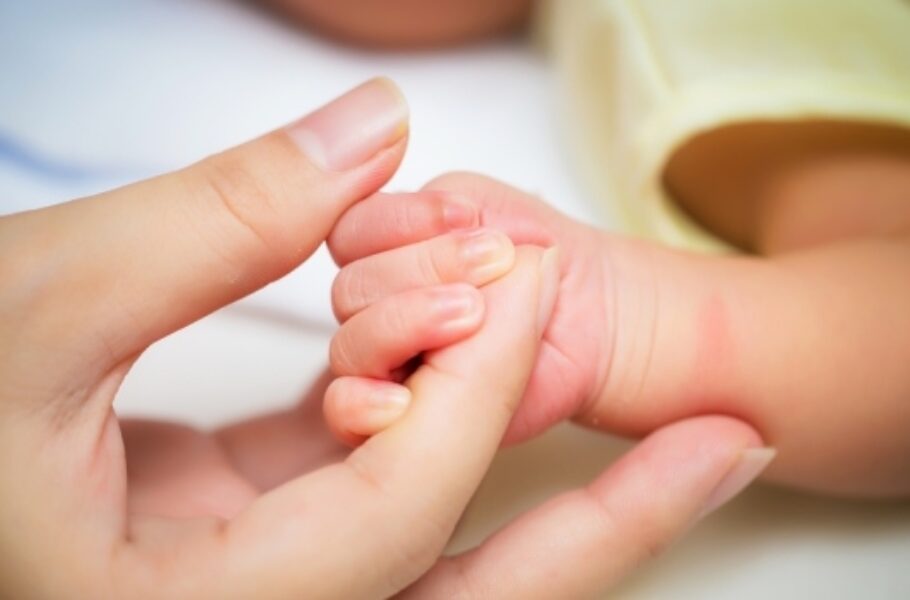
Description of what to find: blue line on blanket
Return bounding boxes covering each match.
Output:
[0,131,153,184]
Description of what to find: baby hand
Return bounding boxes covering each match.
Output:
[326,172,910,498]
[324,224,554,444]
[325,180,606,445]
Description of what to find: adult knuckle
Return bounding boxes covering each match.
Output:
[581,486,622,542]
[637,515,675,561]
[345,460,445,590]
[196,152,282,256]
[0,214,57,313]
[583,485,674,565]
[382,536,440,595]
[382,510,450,591]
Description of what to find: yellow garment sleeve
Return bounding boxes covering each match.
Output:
[544,0,910,252]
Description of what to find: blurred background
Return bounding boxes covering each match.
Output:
[1,1,909,597]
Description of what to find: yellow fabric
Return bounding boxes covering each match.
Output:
[544,0,910,252]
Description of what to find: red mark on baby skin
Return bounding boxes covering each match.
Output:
[691,292,735,400]
[687,291,764,440]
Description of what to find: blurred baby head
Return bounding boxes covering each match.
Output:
[259,0,533,47]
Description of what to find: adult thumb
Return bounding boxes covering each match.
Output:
[2,78,408,382]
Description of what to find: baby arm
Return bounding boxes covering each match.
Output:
[326,175,910,498]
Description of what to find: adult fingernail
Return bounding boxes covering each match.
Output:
[430,283,484,331]
[458,228,515,285]
[286,77,409,171]
[442,194,479,230]
[700,447,776,518]
[536,246,561,336]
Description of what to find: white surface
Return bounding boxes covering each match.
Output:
[2,1,909,598]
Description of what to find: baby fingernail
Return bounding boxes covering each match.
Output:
[286,77,409,171]
[442,194,479,230]
[700,447,776,518]
[536,246,561,336]
[431,284,483,329]
[459,228,515,285]
[350,385,411,435]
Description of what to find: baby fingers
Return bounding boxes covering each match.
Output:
[327,283,486,444]
[332,228,514,321]
[329,283,484,379]
[327,191,479,266]
[324,377,412,446]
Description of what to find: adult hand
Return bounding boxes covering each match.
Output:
[403,416,769,599]
[0,79,556,599]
